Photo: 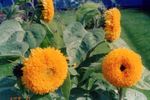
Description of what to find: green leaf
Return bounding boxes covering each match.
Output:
[61,73,71,100]
[0,64,15,78]
[23,23,46,48]
[90,73,116,92]
[71,76,78,88]
[40,20,56,47]
[48,19,65,48]
[108,38,129,50]
[90,41,111,56]
[0,87,23,100]
[135,68,150,90]
[0,20,29,62]
[40,30,55,48]
[91,73,104,82]
[76,2,101,28]
[23,31,37,48]
[79,42,110,71]
[0,20,28,56]
[79,65,102,83]
[0,56,19,65]
[69,67,78,76]
[125,89,147,100]
[76,2,99,21]
[63,22,104,66]
[0,41,29,57]
[0,76,16,88]
[80,68,95,82]
[0,20,24,44]
[0,76,22,100]
[90,89,118,100]
[87,78,96,90]
[70,88,92,100]
[31,94,52,100]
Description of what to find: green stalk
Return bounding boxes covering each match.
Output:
[119,88,122,100]
[118,88,125,100]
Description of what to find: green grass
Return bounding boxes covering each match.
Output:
[121,9,150,69]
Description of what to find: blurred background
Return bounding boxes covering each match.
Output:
[0,0,150,9]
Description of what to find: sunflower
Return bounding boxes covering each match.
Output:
[22,47,68,94]
[104,8,121,41]
[41,0,54,22]
[102,48,143,87]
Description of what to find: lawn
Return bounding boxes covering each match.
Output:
[121,9,150,70]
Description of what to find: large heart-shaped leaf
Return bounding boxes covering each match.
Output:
[0,20,24,44]
[63,22,104,66]
[0,20,29,61]
[23,23,46,48]
[0,41,28,57]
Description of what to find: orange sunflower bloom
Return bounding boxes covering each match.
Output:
[102,48,143,87]
[104,8,121,41]
[22,47,68,94]
[42,0,54,22]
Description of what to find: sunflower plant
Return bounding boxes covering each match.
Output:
[0,1,150,100]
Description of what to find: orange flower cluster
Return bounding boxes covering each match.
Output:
[104,8,121,41]
[42,0,54,22]
[102,48,143,87]
[22,47,68,94]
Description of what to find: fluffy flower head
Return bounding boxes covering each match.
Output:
[104,8,121,41]
[41,0,54,22]
[22,47,68,94]
[102,48,143,87]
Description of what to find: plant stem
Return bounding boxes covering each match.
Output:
[118,88,124,100]
[85,40,105,59]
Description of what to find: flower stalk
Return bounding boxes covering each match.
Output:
[118,88,126,100]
